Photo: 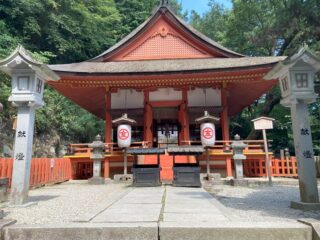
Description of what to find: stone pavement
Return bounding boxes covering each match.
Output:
[84,186,230,224]
[3,185,314,240]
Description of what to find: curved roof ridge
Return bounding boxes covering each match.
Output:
[89,5,244,62]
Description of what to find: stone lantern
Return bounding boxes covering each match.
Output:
[195,111,219,179]
[113,113,136,178]
[0,46,59,205]
[265,47,320,210]
[88,135,106,185]
[230,135,247,180]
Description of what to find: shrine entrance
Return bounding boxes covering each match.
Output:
[152,107,179,148]
[155,120,179,148]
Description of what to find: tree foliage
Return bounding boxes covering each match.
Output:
[190,0,320,155]
[0,0,319,156]
[0,0,183,156]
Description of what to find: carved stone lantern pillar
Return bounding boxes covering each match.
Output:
[265,47,320,210]
[0,46,59,205]
[88,135,106,185]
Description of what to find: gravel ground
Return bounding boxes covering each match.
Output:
[2,180,320,224]
[208,184,320,222]
[2,181,129,224]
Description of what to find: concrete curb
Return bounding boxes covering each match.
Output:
[159,221,312,240]
[3,223,158,240]
[299,218,320,240]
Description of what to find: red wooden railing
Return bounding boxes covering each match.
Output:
[69,140,268,156]
[243,157,298,177]
[0,158,71,188]
[69,141,151,156]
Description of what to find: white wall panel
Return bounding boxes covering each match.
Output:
[111,90,143,109]
[149,88,182,101]
[188,88,221,107]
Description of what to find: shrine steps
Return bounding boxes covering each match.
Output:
[2,221,312,240]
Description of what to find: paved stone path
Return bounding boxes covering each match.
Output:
[85,186,230,224]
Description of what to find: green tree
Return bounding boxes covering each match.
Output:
[190,0,320,154]
[0,0,121,63]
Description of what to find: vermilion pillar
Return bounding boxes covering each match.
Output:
[105,91,112,143]
[221,87,232,177]
[143,91,153,147]
[179,90,190,144]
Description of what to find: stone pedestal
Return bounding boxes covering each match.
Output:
[230,179,249,187]
[88,176,105,185]
[10,106,36,205]
[0,178,9,203]
[291,201,320,211]
[234,159,244,179]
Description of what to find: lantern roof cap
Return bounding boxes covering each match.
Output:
[195,111,220,124]
[0,45,60,81]
[264,46,320,80]
[112,113,137,126]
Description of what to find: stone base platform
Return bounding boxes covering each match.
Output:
[1,183,317,240]
[291,201,320,211]
[3,221,312,240]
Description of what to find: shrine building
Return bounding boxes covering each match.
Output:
[48,3,285,181]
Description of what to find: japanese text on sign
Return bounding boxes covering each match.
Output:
[17,131,26,138]
[300,128,310,136]
[15,153,25,161]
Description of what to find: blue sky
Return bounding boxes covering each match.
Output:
[180,0,232,16]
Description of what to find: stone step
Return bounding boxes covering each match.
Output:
[4,223,158,240]
[3,221,313,240]
[159,221,312,240]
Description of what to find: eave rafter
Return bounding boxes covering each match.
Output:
[50,71,268,89]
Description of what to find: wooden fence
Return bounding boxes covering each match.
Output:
[244,157,298,177]
[0,158,71,188]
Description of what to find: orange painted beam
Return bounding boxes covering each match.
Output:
[104,158,110,179]
[179,90,190,144]
[221,87,232,177]
[105,91,112,143]
[143,91,153,146]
